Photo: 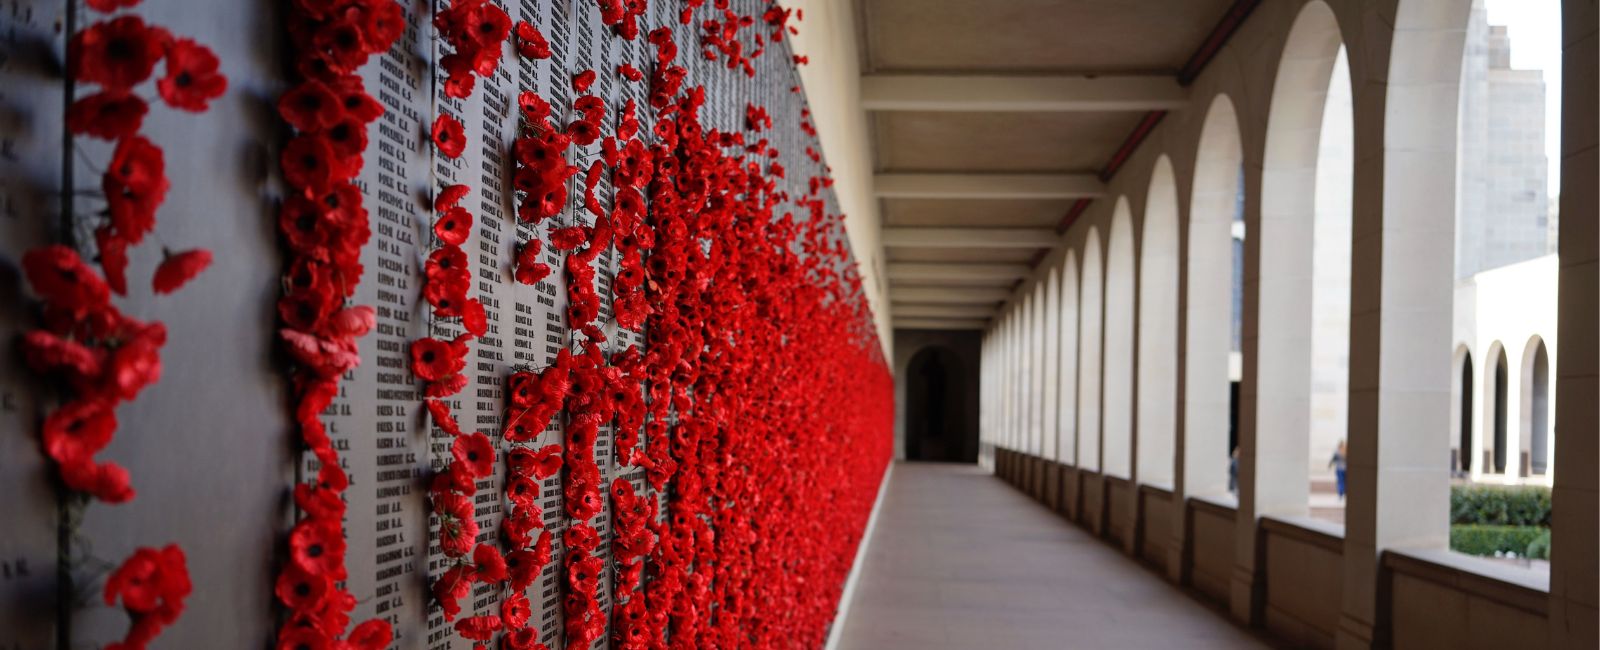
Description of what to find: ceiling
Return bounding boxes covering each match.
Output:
[863,0,1243,331]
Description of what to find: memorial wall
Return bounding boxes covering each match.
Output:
[0,1,892,648]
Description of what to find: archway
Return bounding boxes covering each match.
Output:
[1257,0,1351,515]
[1103,199,1136,478]
[1455,347,1475,474]
[1184,94,1245,498]
[1078,229,1105,471]
[1486,343,1509,474]
[1057,250,1081,465]
[906,345,977,463]
[1522,337,1550,475]
[1137,157,1179,489]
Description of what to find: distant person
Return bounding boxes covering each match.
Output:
[1228,447,1239,493]
[1328,440,1347,499]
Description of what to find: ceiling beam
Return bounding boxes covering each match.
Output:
[883,227,1054,249]
[890,286,1010,304]
[875,173,1104,200]
[862,74,1188,112]
[887,262,1031,282]
[894,318,989,331]
[891,303,996,319]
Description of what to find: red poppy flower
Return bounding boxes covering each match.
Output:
[454,614,502,641]
[67,91,147,140]
[152,248,211,294]
[434,183,470,212]
[60,458,134,503]
[274,562,331,610]
[433,207,472,245]
[513,240,549,286]
[451,432,495,478]
[528,444,563,479]
[290,520,347,579]
[87,0,140,12]
[158,38,227,111]
[70,16,167,90]
[572,69,596,92]
[411,337,462,382]
[20,330,101,380]
[277,80,341,132]
[461,298,486,337]
[281,133,343,193]
[566,555,602,595]
[23,245,110,315]
[467,543,507,583]
[425,399,463,437]
[618,63,643,81]
[432,113,465,159]
[345,619,393,650]
[565,118,600,146]
[432,564,469,621]
[435,493,478,557]
[42,398,116,466]
[104,544,189,617]
[103,135,169,243]
[94,226,130,296]
[514,21,551,59]
[564,523,599,554]
[505,548,542,591]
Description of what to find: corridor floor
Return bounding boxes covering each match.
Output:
[834,462,1271,649]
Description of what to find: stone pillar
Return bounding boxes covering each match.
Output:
[1550,1,1600,646]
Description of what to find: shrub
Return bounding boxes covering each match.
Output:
[1450,484,1551,526]
[1449,524,1548,560]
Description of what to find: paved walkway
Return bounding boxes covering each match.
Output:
[835,462,1271,649]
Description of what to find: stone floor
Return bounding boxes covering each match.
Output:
[834,462,1273,649]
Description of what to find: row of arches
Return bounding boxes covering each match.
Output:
[1455,337,1553,477]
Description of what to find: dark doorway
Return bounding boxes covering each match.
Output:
[1458,351,1473,474]
[906,346,976,462]
[1492,348,1508,474]
[1530,340,1549,475]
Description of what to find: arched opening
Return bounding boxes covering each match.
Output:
[1043,269,1061,461]
[1078,229,1105,472]
[1487,343,1509,474]
[1031,284,1046,457]
[1057,251,1080,466]
[1137,157,1179,489]
[1455,348,1475,475]
[1522,336,1550,476]
[1257,0,1351,518]
[1020,294,1036,456]
[1103,199,1136,478]
[906,345,976,463]
[1185,94,1245,499]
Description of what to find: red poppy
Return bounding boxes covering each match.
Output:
[451,432,495,478]
[60,458,134,503]
[152,249,211,294]
[434,183,470,212]
[70,16,168,90]
[290,520,347,579]
[501,590,532,629]
[425,399,463,437]
[435,492,478,557]
[528,444,563,479]
[274,562,331,610]
[67,91,147,140]
[618,63,643,81]
[432,113,465,159]
[432,564,469,621]
[23,245,110,315]
[94,226,130,296]
[433,207,472,245]
[87,0,140,12]
[572,69,596,92]
[281,133,343,193]
[513,240,549,286]
[454,614,502,641]
[467,543,507,583]
[20,330,101,380]
[157,38,227,111]
[461,298,486,337]
[345,619,393,650]
[514,21,551,59]
[411,337,462,382]
[42,399,116,466]
[104,544,189,617]
[103,136,169,243]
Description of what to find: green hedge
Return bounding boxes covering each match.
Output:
[1450,484,1551,527]
[1449,524,1549,560]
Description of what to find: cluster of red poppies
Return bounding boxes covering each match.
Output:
[594,0,650,40]
[19,2,229,647]
[436,0,513,99]
[272,0,401,648]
